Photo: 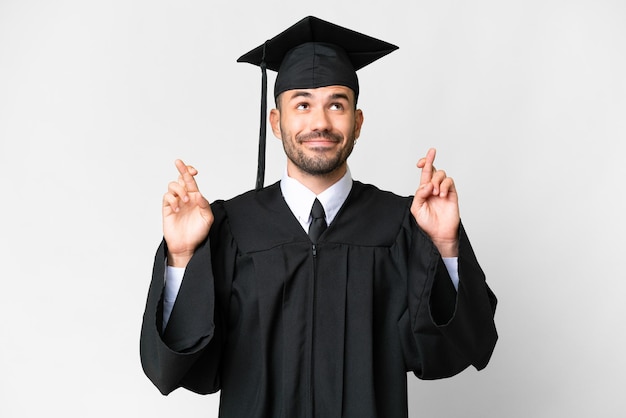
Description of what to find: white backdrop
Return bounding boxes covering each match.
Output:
[1,1,625,417]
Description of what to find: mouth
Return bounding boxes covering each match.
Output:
[302,139,339,147]
[297,132,341,147]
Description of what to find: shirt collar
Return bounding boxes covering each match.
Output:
[280,168,353,230]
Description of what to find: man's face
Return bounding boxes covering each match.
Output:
[270,85,363,177]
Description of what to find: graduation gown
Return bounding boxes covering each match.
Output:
[140,181,497,418]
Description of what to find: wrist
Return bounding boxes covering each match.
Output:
[433,239,458,258]
[166,250,194,267]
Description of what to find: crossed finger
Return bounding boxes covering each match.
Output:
[418,148,437,186]
[163,159,200,212]
[175,159,199,193]
[416,148,456,197]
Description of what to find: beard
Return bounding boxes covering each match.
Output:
[281,130,355,176]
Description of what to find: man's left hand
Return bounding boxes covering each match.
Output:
[410,148,460,257]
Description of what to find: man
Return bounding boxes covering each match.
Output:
[140,16,497,418]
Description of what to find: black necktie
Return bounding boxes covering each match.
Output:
[308,198,327,244]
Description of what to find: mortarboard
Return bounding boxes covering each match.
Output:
[237,16,398,190]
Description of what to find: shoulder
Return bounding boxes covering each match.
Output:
[211,182,281,214]
[221,182,283,213]
[322,181,413,247]
[210,182,303,252]
[349,180,411,209]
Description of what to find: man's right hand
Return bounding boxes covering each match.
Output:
[162,159,213,267]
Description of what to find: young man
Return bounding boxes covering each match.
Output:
[141,16,497,418]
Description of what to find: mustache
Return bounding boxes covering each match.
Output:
[296,131,343,143]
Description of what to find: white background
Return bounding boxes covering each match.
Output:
[1,1,625,417]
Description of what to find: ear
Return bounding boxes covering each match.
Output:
[353,109,364,140]
[270,108,281,139]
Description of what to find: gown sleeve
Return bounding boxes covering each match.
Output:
[404,219,498,380]
[139,201,234,395]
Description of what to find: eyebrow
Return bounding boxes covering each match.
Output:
[329,92,350,102]
[287,91,351,102]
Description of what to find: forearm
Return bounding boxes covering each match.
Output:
[436,224,497,369]
[163,265,185,329]
[407,221,497,378]
[140,239,221,395]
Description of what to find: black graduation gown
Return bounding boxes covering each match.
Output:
[140,181,497,418]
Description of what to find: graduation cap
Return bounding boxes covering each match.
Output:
[237,16,398,190]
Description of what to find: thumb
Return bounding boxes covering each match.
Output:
[413,182,434,208]
[192,193,210,210]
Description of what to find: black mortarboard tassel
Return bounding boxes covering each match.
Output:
[238,16,398,190]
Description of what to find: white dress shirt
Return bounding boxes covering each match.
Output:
[280,167,353,231]
[163,169,459,328]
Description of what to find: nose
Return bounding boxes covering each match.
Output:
[309,107,332,132]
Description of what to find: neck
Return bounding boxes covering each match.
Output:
[287,161,347,195]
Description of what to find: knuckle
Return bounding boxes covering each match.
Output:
[163,194,174,206]
[168,182,180,193]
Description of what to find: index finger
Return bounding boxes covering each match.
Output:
[174,159,200,192]
[418,148,437,185]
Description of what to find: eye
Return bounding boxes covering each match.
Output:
[330,103,344,111]
[296,103,309,110]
